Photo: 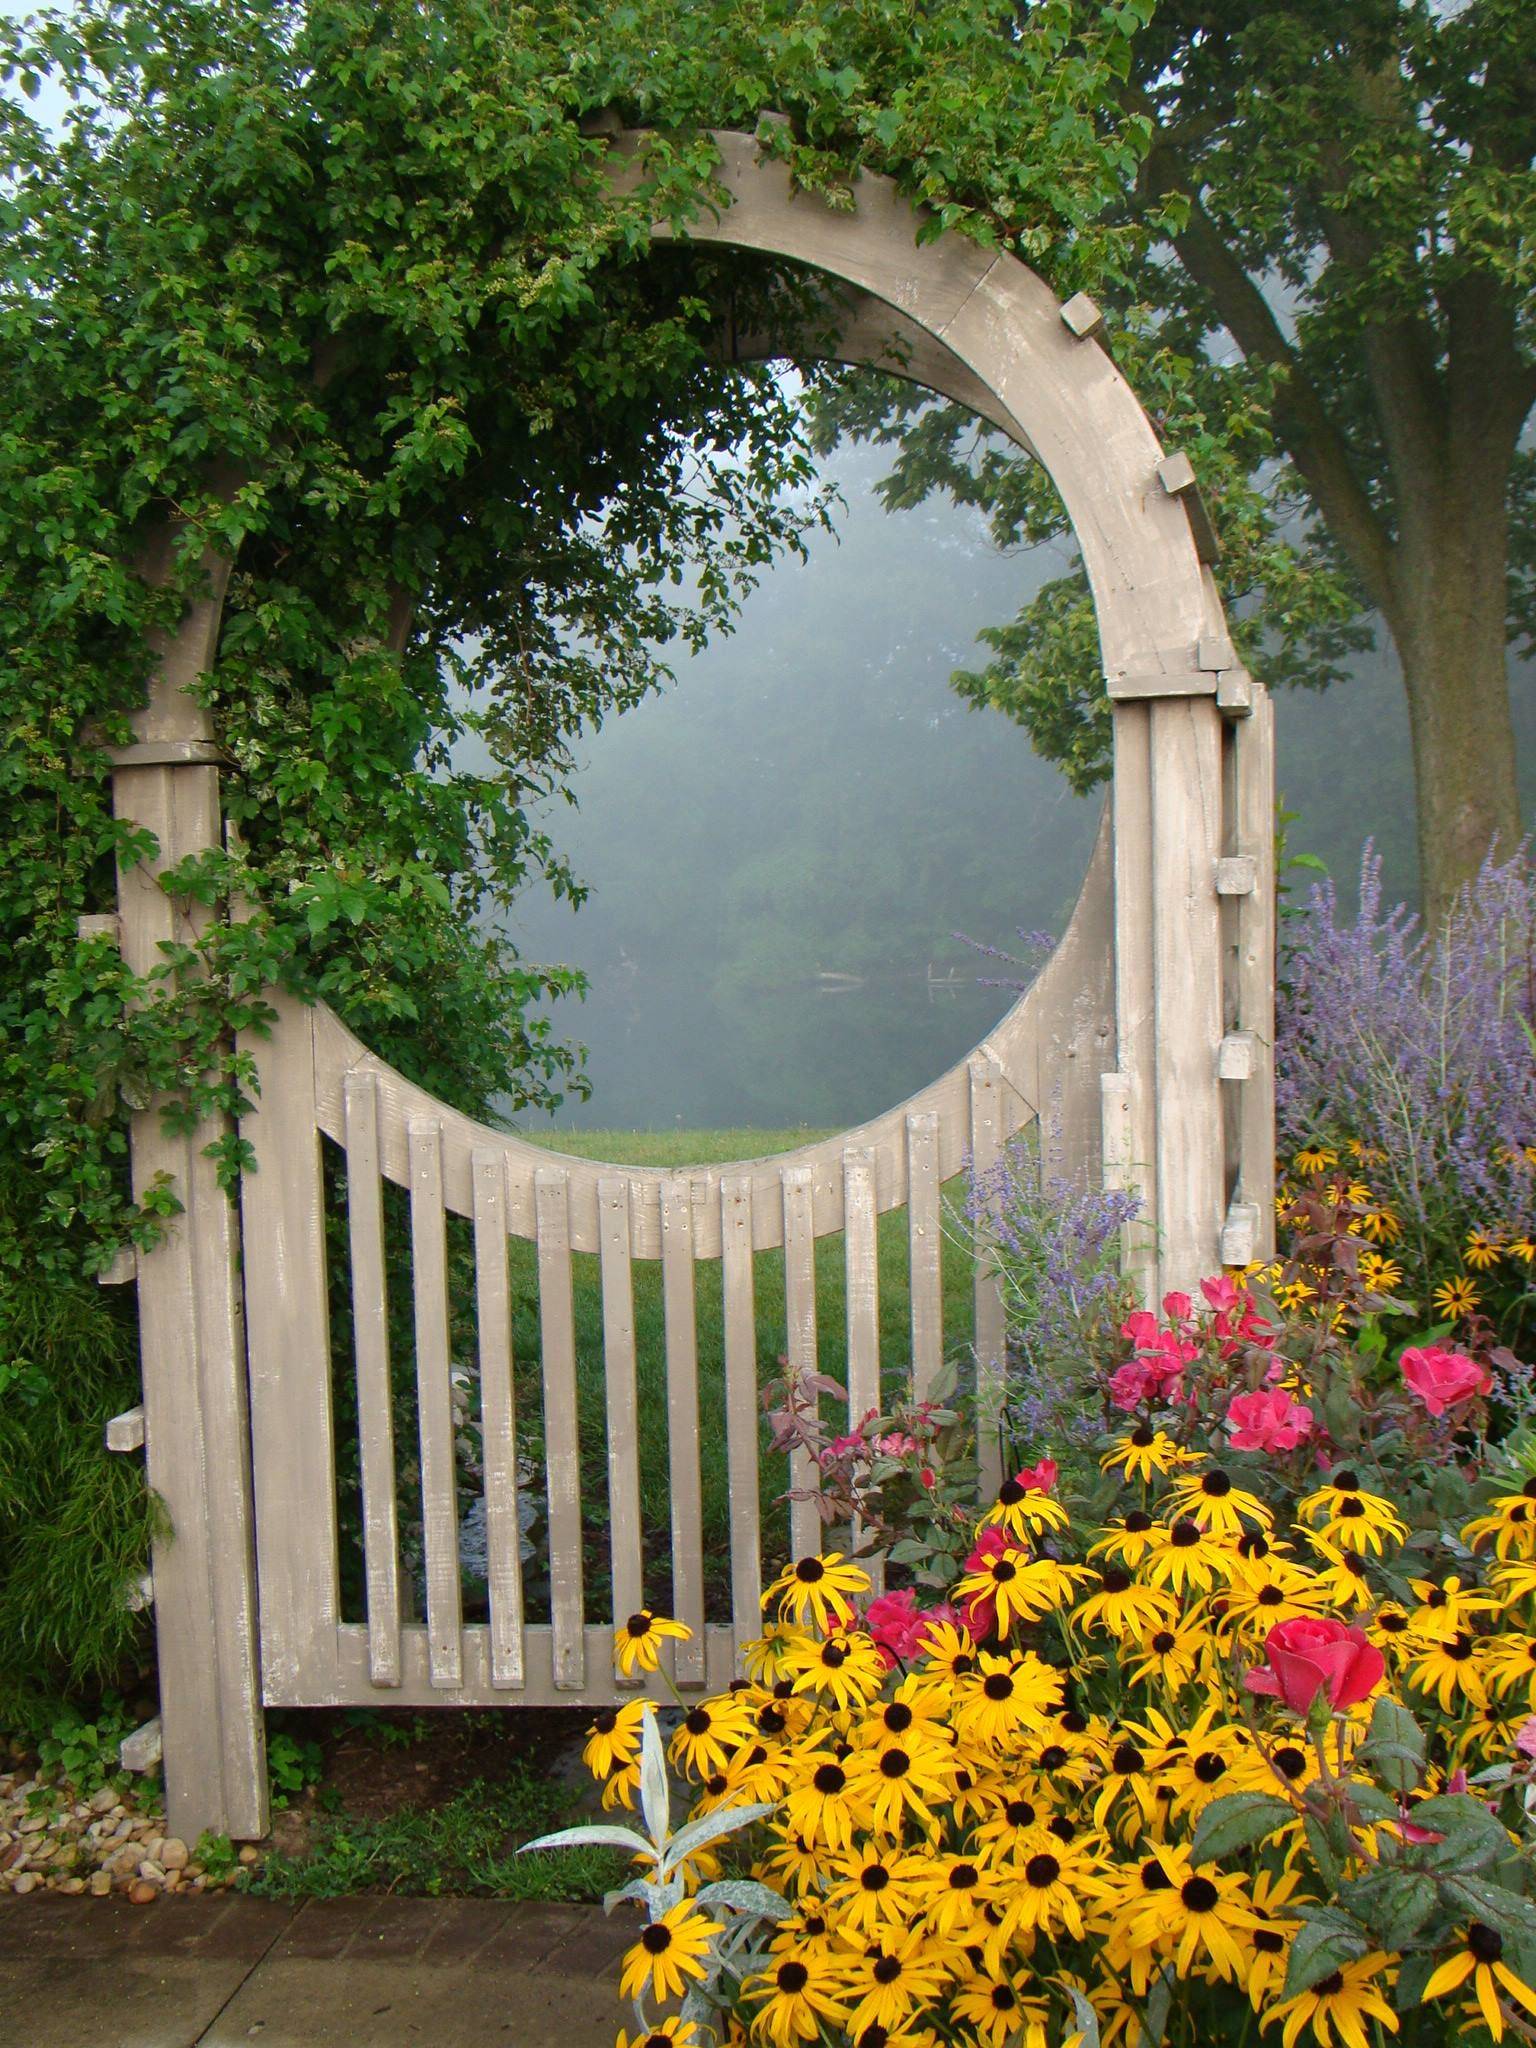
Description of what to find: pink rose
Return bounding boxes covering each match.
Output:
[1225,1388,1314,1454]
[864,1589,926,1668]
[1014,1457,1059,1494]
[1516,1717,1536,1761]
[874,1431,919,1458]
[1162,1291,1194,1325]
[1109,1360,1155,1411]
[1400,1345,1492,1418]
[1244,1616,1385,1715]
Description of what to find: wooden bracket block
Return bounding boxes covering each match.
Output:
[119,1716,163,1773]
[1060,292,1105,341]
[1215,856,1258,897]
[96,1245,138,1286]
[1216,668,1255,718]
[1218,1031,1258,1082]
[105,739,229,768]
[1220,1201,1262,1267]
[1156,451,1220,564]
[1198,634,1237,672]
[123,1571,154,1614]
[1106,669,1219,701]
[76,913,120,946]
[105,1405,146,1453]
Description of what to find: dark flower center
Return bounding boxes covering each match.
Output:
[879,1748,911,1779]
[1171,1519,1201,1548]
[776,1960,808,1992]
[1140,1858,1171,1891]
[822,1643,847,1668]
[861,1864,890,1892]
[625,1614,652,1638]
[1315,1971,1345,1997]
[1332,1469,1360,1490]
[1202,1471,1233,1497]
[1101,1568,1132,1595]
[1125,1510,1154,1532]
[1024,1853,1061,1887]
[991,1986,1017,2011]
[1152,1630,1177,1654]
[993,1560,1018,1584]
[593,1710,617,1734]
[1274,1746,1307,1781]
[952,1654,975,1676]
[641,1924,672,1954]
[983,1674,1014,1702]
[1449,1633,1475,1660]
[1469,1922,1505,1963]
[1239,1533,1270,1558]
[813,1764,846,1794]
[1427,1589,1448,1608]
[872,1955,902,1985]
[1112,1742,1145,1775]
[1339,1497,1365,1519]
[1378,1611,1407,1634]
[1060,1709,1089,1733]
[949,1862,979,1890]
[1253,1929,1285,1954]
[795,1558,825,1583]
[706,1773,727,1796]
[1181,1876,1219,1912]
[759,1705,786,1734]
[856,2029,889,2048]
[1194,1753,1227,1783]
[1132,1425,1156,1446]
[1258,1586,1285,1606]
[685,1708,712,1735]
[998,1479,1026,1505]
[1523,1477,1536,1499]
[1039,1745,1069,1769]
[1004,1799,1035,1827]
[884,1703,913,1733]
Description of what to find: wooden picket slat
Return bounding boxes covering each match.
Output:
[598,1176,644,1680]
[660,1178,706,1683]
[345,1073,400,1687]
[535,1167,585,1689]
[843,1149,880,1431]
[407,1119,462,1690]
[969,1059,1005,1500]
[473,1148,524,1689]
[781,1166,821,1559]
[720,1176,762,1645]
[906,1111,943,1400]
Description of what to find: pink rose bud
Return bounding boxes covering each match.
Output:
[1244,1615,1386,1715]
[1400,1345,1492,1418]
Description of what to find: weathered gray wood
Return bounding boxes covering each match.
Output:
[1233,683,1277,1259]
[1215,855,1257,896]
[720,1175,762,1645]
[408,1118,463,1690]
[1220,1200,1262,1266]
[105,1406,146,1453]
[119,1718,163,1774]
[95,1244,137,1286]
[1218,1031,1258,1082]
[1060,291,1105,339]
[660,1177,706,1682]
[345,1072,401,1688]
[906,1112,943,1402]
[843,1149,880,1433]
[1149,698,1226,1289]
[1110,701,1158,1300]
[474,1148,524,1689]
[598,1175,643,1680]
[306,1624,745,1709]
[534,1168,585,1689]
[969,1059,1006,1499]
[781,1166,821,1559]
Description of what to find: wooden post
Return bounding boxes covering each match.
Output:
[109,526,267,1842]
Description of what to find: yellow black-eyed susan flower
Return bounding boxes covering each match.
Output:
[1423,1922,1536,2041]
[765,1553,871,1631]
[613,1609,692,1677]
[1102,1426,1201,1485]
[617,1900,723,2005]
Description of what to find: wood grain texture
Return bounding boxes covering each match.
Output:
[782,1166,821,1560]
[474,1148,525,1689]
[660,1177,706,1683]
[969,1058,1005,1500]
[906,1112,944,1401]
[408,1119,463,1689]
[535,1168,585,1689]
[345,1072,401,1688]
[599,1176,644,1679]
[720,1175,762,1645]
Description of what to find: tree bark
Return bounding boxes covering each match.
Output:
[1386,461,1522,929]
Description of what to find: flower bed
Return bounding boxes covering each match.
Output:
[533,1278,1536,2048]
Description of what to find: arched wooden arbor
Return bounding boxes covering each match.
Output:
[103,131,1274,1840]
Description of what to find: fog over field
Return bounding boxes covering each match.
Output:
[472,424,1536,1135]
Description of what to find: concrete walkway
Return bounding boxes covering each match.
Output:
[0,1895,630,2048]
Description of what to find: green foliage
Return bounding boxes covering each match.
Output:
[0,1180,161,1713]
[247,1766,626,1902]
[30,1691,135,1799]
[266,1729,326,1808]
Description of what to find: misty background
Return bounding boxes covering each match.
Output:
[467,407,1536,1136]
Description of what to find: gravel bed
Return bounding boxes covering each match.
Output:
[0,1768,260,1903]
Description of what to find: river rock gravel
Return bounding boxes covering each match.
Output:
[0,1764,250,1900]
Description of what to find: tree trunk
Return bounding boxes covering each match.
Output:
[1386,466,1522,929]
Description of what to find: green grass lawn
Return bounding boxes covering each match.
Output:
[499,1127,977,1619]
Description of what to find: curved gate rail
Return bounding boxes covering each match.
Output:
[101,128,1275,1839]
[237,812,1114,1713]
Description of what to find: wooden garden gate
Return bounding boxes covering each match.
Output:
[102,131,1275,1841]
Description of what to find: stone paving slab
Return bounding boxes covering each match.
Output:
[0,1897,631,2048]
[0,1896,295,2048]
